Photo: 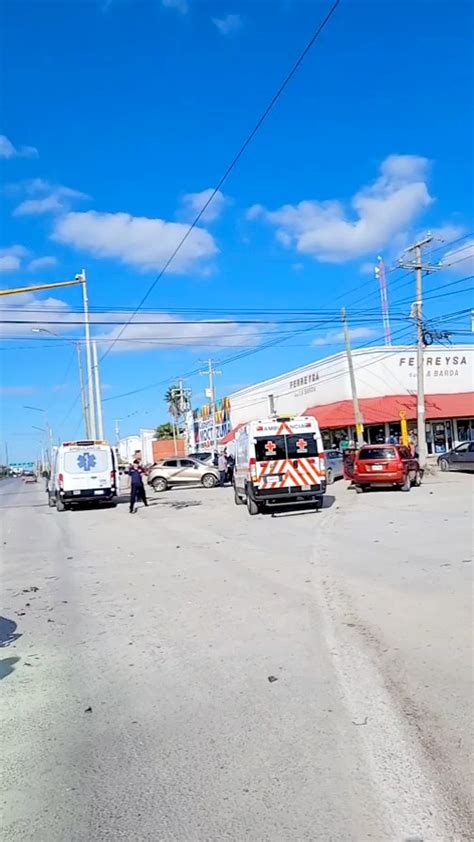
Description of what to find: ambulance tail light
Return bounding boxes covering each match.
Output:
[249,457,257,481]
[58,473,64,488]
[110,469,116,487]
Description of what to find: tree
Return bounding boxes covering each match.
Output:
[155,422,175,440]
[165,385,182,418]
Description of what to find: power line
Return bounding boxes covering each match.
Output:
[97,0,341,360]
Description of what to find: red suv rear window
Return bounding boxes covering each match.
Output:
[357,447,398,460]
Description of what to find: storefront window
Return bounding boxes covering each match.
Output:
[365,424,385,445]
[456,418,474,442]
[388,422,401,444]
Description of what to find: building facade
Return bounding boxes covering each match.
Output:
[219,345,474,454]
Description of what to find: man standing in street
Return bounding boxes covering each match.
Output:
[128,458,148,514]
[218,450,228,487]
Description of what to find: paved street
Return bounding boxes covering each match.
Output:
[1,472,473,841]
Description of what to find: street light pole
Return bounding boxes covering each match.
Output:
[32,328,90,438]
[78,269,97,439]
[92,340,104,440]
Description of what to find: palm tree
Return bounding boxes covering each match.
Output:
[165,385,181,419]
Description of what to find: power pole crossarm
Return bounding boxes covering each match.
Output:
[342,308,365,448]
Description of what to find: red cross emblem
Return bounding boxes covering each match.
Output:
[296,438,308,452]
[265,440,277,454]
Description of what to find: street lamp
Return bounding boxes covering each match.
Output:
[23,405,53,463]
[32,328,90,438]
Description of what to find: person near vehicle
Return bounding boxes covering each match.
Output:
[226,452,235,485]
[218,450,228,487]
[128,458,148,514]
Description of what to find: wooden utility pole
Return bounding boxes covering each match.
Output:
[398,234,439,467]
[342,308,365,448]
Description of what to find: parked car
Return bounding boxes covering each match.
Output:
[323,449,343,484]
[148,457,219,492]
[438,441,474,472]
[187,451,213,463]
[23,471,38,483]
[353,445,422,492]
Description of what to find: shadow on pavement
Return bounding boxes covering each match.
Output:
[0,616,22,648]
[0,657,20,680]
[266,494,336,518]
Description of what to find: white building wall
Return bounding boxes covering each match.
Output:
[228,345,473,427]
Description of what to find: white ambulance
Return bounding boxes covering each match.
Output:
[233,416,326,515]
[48,440,117,511]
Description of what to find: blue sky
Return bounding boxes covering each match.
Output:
[1,0,473,460]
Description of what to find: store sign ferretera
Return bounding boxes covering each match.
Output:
[399,353,468,379]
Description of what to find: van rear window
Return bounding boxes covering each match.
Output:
[64,449,109,473]
[358,447,397,461]
[254,434,318,461]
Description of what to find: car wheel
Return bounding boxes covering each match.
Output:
[400,475,411,492]
[202,473,218,488]
[152,476,168,492]
[56,497,66,511]
[355,485,366,494]
[246,495,260,516]
[439,458,449,472]
[326,467,333,485]
[234,483,244,505]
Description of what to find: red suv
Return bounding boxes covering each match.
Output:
[353,445,422,493]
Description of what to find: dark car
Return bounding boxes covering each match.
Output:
[438,442,474,472]
[353,444,422,492]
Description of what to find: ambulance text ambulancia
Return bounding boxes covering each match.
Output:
[233,416,326,515]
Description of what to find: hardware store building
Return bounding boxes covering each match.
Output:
[216,345,474,454]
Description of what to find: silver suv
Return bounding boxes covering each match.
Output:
[148,457,219,492]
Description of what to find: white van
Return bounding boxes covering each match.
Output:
[49,440,117,511]
[233,416,326,515]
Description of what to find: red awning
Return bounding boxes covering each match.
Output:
[304,392,474,429]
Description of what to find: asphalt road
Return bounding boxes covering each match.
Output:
[1,472,473,841]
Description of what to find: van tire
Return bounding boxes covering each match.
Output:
[234,484,244,505]
[56,497,66,511]
[246,495,260,516]
[326,467,333,485]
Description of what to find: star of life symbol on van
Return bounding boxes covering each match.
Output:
[77,452,96,471]
[265,440,277,454]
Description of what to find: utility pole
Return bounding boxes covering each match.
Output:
[341,308,365,448]
[78,269,96,439]
[76,343,90,439]
[91,340,104,440]
[114,419,121,444]
[5,441,9,470]
[200,359,221,452]
[398,234,439,467]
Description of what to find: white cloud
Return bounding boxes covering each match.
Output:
[162,0,188,13]
[0,290,261,353]
[212,14,242,35]
[13,179,89,216]
[52,210,218,273]
[249,154,433,264]
[28,256,58,271]
[0,292,71,339]
[0,135,38,159]
[181,188,227,223]
[0,255,21,272]
[0,385,38,395]
[312,326,376,347]
[0,245,29,272]
[95,312,261,353]
[443,239,474,273]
